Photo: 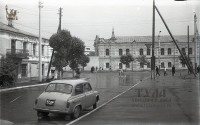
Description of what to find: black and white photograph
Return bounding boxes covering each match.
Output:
[0,0,200,125]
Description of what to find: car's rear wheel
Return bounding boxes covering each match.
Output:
[72,106,81,119]
[93,102,97,109]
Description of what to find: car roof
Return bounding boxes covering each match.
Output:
[49,79,89,86]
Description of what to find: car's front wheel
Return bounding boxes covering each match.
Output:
[72,106,81,119]
[93,102,97,109]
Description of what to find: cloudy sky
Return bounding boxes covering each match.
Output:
[0,0,199,46]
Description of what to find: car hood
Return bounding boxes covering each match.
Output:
[38,92,71,101]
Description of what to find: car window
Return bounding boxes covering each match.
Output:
[45,83,73,94]
[84,83,92,92]
[75,84,83,95]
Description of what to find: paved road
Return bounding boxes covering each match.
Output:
[70,72,200,125]
[0,71,149,125]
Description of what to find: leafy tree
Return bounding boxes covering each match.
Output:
[0,57,16,87]
[49,30,72,79]
[78,54,90,70]
[120,54,134,69]
[68,37,85,77]
[179,53,192,66]
[137,55,148,69]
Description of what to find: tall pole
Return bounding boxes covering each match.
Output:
[194,12,197,73]
[188,25,190,74]
[39,1,43,82]
[158,31,161,69]
[151,0,155,79]
[46,7,62,81]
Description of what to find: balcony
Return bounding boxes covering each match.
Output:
[6,49,29,59]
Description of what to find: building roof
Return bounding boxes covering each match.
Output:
[97,35,194,43]
[0,22,48,39]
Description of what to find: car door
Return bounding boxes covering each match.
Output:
[73,83,87,109]
[84,82,95,107]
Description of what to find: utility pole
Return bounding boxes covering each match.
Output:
[46,7,62,81]
[151,0,155,79]
[188,25,190,74]
[39,1,43,82]
[194,12,197,73]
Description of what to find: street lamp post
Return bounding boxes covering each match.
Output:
[158,31,161,69]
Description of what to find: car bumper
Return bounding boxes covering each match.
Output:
[33,107,72,114]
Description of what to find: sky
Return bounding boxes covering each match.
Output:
[0,0,200,47]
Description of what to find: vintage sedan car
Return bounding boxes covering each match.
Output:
[34,79,99,119]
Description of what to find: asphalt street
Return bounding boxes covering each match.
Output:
[0,71,150,125]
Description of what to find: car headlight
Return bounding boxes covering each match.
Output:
[66,101,70,108]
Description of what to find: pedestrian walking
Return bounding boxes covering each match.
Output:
[155,66,160,76]
[164,67,167,76]
[172,65,175,76]
[197,65,199,73]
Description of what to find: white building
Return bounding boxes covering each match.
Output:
[0,22,52,82]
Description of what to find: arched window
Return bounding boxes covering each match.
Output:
[161,62,165,68]
[161,48,164,55]
[168,62,172,67]
[126,49,130,55]
[147,48,150,55]
[140,48,143,55]
[119,49,123,56]
[168,48,171,55]
[106,49,109,56]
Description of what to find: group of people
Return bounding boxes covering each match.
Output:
[155,65,176,76]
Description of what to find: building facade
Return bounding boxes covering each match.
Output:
[94,30,196,71]
[0,22,52,82]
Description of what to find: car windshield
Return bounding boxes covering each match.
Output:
[45,83,73,94]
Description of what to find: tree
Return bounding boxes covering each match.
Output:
[0,57,16,87]
[120,54,134,69]
[137,55,148,69]
[78,54,90,70]
[49,30,72,79]
[69,37,85,77]
[179,53,192,68]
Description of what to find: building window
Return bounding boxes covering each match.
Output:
[161,62,164,68]
[126,63,130,68]
[33,44,36,56]
[161,48,164,55]
[168,62,172,68]
[147,48,150,55]
[126,49,130,55]
[140,48,143,55]
[21,64,27,77]
[181,48,186,54]
[189,48,192,54]
[168,48,171,55]
[106,63,109,68]
[106,49,109,56]
[42,45,44,56]
[119,63,122,69]
[119,49,123,56]
[42,64,44,75]
[140,63,144,68]
[147,62,150,68]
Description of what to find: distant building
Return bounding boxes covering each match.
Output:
[0,22,52,82]
[85,46,95,56]
[94,29,196,71]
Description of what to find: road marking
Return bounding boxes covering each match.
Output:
[10,95,22,103]
[66,76,150,125]
[0,83,49,93]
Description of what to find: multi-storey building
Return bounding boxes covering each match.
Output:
[0,22,52,82]
[94,29,196,71]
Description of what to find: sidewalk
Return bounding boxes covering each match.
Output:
[71,71,200,125]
